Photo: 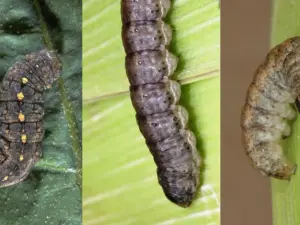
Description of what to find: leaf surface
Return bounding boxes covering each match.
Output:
[83,0,220,224]
[0,0,82,224]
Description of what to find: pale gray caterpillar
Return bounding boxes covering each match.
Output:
[121,0,201,207]
[241,36,300,180]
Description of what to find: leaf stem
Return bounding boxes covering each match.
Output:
[33,0,82,191]
[83,69,220,104]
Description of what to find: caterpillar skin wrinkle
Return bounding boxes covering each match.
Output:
[0,49,62,187]
[241,36,300,180]
[121,0,201,207]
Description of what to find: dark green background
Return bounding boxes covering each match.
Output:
[0,0,82,224]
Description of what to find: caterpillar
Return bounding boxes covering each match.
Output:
[241,36,300,180]
[0,49,62,187]
[121,0,201,207]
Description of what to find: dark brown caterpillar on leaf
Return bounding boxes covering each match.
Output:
[241,36,300,180]
[0,49,62,187]
[121,0,201,207]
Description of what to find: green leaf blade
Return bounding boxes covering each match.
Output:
[83,0,220,224]
[271,1,300,225]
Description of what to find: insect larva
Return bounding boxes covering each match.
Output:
[121,0,201,207]
[241,36,300,180]
[0,49,62,187]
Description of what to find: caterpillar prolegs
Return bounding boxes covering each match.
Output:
[241,37,300,180]
[121,0,201,207]
[0,49,62,187]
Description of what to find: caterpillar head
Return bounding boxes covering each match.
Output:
[25,49,62,90]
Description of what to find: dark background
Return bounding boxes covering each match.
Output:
[221,0,273,225]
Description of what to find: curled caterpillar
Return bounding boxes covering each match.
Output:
[241,36,300,180]
[0,49,62,187]
[121,0,201,207]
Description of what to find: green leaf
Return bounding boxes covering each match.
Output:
[0,0,82,224]
[271,1,300,225]
[83,0,220,224]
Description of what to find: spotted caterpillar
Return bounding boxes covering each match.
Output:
[121,0,201,207]
[0,49,62,187]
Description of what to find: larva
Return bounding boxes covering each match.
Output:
[121,0,201,207]
[0,49,62,187]
[241,36,300,180]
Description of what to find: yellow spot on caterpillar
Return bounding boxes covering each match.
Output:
[2,176,8,181]
[21,134,27,144]
[18,112,25,122]
[22,77,28,84]
[19,154,24,161]
[17,92,24,101]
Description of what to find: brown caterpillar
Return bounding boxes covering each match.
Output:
[0,49,62,187]
[121,0,201,207]
[241,36,300,180]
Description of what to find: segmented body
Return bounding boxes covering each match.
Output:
[0,49,62,187]
[121,0,201,207]
[241,36,300,180]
